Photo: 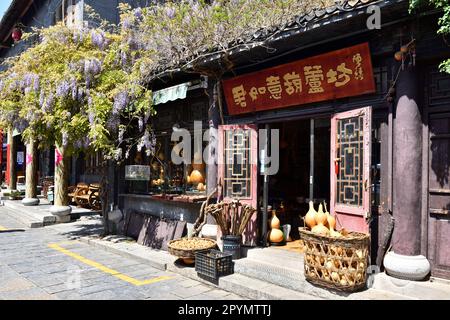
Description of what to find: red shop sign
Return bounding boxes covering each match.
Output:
[223,43,376,115]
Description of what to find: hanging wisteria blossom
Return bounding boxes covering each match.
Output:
[91,29,107,50]
[56,80,70,98]
[113,91,129,115]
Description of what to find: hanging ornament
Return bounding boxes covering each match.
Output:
[11,27,22,42]
[394,51,403,61]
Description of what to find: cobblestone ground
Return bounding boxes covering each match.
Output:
[0,207,242,300]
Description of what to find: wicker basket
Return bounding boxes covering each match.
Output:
[168,238,217,264]
[299,227,370,292]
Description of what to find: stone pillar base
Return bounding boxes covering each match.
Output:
[22,198,40,206]
[50,205,72,223]
[383,251,431,281]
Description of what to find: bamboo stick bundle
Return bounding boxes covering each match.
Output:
[238,204,257,235]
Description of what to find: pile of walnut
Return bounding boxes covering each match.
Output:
[169,238,215,250]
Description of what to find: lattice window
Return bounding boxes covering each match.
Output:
[335,116,364,206]
[223,129,252,199]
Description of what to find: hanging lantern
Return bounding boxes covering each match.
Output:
[11,27,22,42]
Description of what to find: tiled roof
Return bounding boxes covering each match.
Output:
[150,0,404,81]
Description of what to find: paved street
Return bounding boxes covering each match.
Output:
[0,207,242,300]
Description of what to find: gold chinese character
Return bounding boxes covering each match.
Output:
[249,86,267,101]
[353,53,364,80]
[232,85,247,108]
[283,72,302,95]
[266,76,282,100]
[327,63,353,87]
[304,65,324,94]
[353,53,362,65]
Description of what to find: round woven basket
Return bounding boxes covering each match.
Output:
[168,238,217,263]
[299,227,370,292]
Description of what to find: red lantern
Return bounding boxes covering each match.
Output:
[11,28,22,42]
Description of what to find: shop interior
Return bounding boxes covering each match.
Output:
[263,117,331,250]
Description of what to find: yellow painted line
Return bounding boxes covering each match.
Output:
[48,243,173,286]
[0,225,8,231]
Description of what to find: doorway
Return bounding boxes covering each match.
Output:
[265,117,331,243]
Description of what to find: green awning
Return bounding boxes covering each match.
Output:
[152,82,189,105]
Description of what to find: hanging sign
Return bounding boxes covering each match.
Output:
[55,148,63,167]
[223,43,376,115]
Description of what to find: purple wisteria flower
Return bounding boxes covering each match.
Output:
[113,148,122,161]
[118,127,125,143]
[56,80,70,98]
[138,130,156,156]
[84,59,102,76]
[113,91,129,115]
[138,117,144,132]
[91,29,106,50]
[14,119,29,133]
[122,18,132,29]
[165,7,176,19]
[70,78,77,100]
[134,8,143,20]
[88,111,95,125]
[43,93,54,113]
[73,28,86,44]
[39,90,45,107]
[23,73,34,88]
[77,87,85,102]
[62,131,69,147]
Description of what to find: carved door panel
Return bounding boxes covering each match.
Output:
[330,107,372,233]
[218,124,258,246]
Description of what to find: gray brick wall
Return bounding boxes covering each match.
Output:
[0,0,145,63]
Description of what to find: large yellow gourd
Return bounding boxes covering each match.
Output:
[312,204,330,236]
[304,201,317,229]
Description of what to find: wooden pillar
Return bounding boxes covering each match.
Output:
[54,144,69,207]
[392,66,422,256]
[207,80,221,196]
[22,139,40,206]
[50,144,72,222]
[7,127,17,191]
[384,65,430,280]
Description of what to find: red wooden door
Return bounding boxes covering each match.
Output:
[428,113,450,279]
[330,107,372,233]
[218,124,258,246]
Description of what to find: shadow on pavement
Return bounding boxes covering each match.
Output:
[0,229,26,233]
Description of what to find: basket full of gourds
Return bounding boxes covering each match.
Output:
[299,201,370,292]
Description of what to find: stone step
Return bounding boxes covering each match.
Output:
[371,272,450,300]
[235,248,414,300]
[2,201,56,228]
[165,261,320,300]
